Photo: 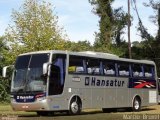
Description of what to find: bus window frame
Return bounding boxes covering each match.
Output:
[131,63,144,78]
[86,58,102,75]
[68,55,156,80]
[68,55,86,74]
[117,62,130,77]
[102,60,116,77]
[143,64,155,79]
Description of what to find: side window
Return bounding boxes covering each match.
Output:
[103,60,115,76]
[86,58,101,75]
[117,63,130,76]
[144,65,154,78]
[69,55,85,74]
[132,64,143,77]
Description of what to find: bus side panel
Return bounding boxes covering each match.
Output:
[142,89,149,106]
[80,88,92,109]
[142,89,158,106]
[66,75,93,109]
[128,88,157,108]
[116,77,129,108]
[116,88,129,107]
[47,88,70,111]
[91,88,104,108]
[104,88,117,108]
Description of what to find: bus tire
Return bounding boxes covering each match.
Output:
[69,97,82,115]
[132,97,141,112]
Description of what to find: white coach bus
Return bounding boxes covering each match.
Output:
[2,50,158,115]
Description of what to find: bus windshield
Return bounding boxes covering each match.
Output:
[12,53,50,93]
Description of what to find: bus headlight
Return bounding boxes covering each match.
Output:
[10,95,16,103]
[11,98,16,103]
[36,97,46,102]
[35,93,46,102]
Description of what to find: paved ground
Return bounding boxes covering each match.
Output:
[0,105,160,120]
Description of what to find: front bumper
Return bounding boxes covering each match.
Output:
[11,99,49,111]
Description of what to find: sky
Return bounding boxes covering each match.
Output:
[0,0,158,44]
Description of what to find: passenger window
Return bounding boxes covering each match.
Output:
[118,63,130,76]
[69,56,85,74]
[132,64,143,77]
[144,65,154,78]
[86,59,101,75]
[103,61,115,76]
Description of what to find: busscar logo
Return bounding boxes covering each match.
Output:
[16,95,34,102]
[17,96,34,100]
[85,77,125,87]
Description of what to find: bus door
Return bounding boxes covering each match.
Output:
[48,54,66,95]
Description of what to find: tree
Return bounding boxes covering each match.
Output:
[66,40,93,52]
[89,0,114,47]
[112,7,128,46]
[0,36,7,73]
[0,36,10,102]
[133,0,160,75]
[89,0,128,56]
[5,0,67,64]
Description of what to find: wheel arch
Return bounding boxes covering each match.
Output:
[132,95,142,104]
[68,94,82,110]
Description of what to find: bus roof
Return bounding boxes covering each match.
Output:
[18,50,155,65]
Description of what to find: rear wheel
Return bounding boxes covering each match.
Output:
[132,97,141,112]
[69,98,82,115]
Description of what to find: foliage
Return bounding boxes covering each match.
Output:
[0,76,10,102]
[112,8,128,46]
[0,37,10,103]
[1,0,70,102]
[89,0,128,56]
[89,0,114,47]
[5,0,67,64]
[0,37,4,72]
[134,0,160,75]
[66,40,93,52]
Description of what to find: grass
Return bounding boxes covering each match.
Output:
[0,103,36,116]
[0,104,160,120]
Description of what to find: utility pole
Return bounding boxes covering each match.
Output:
[157,6,160,41]
[128,0,132,59]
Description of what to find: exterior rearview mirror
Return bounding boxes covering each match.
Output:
[43,62,52,75]
[2,65,14,78]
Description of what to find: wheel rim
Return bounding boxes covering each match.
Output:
[134,100,139,110]
[71,101,79,114]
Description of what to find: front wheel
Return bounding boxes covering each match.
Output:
[132,97,141,112]
[69,98,82,115]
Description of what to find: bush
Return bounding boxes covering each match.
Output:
[0,76,10,103]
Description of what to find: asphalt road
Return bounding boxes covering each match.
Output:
[1,105,160,120]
